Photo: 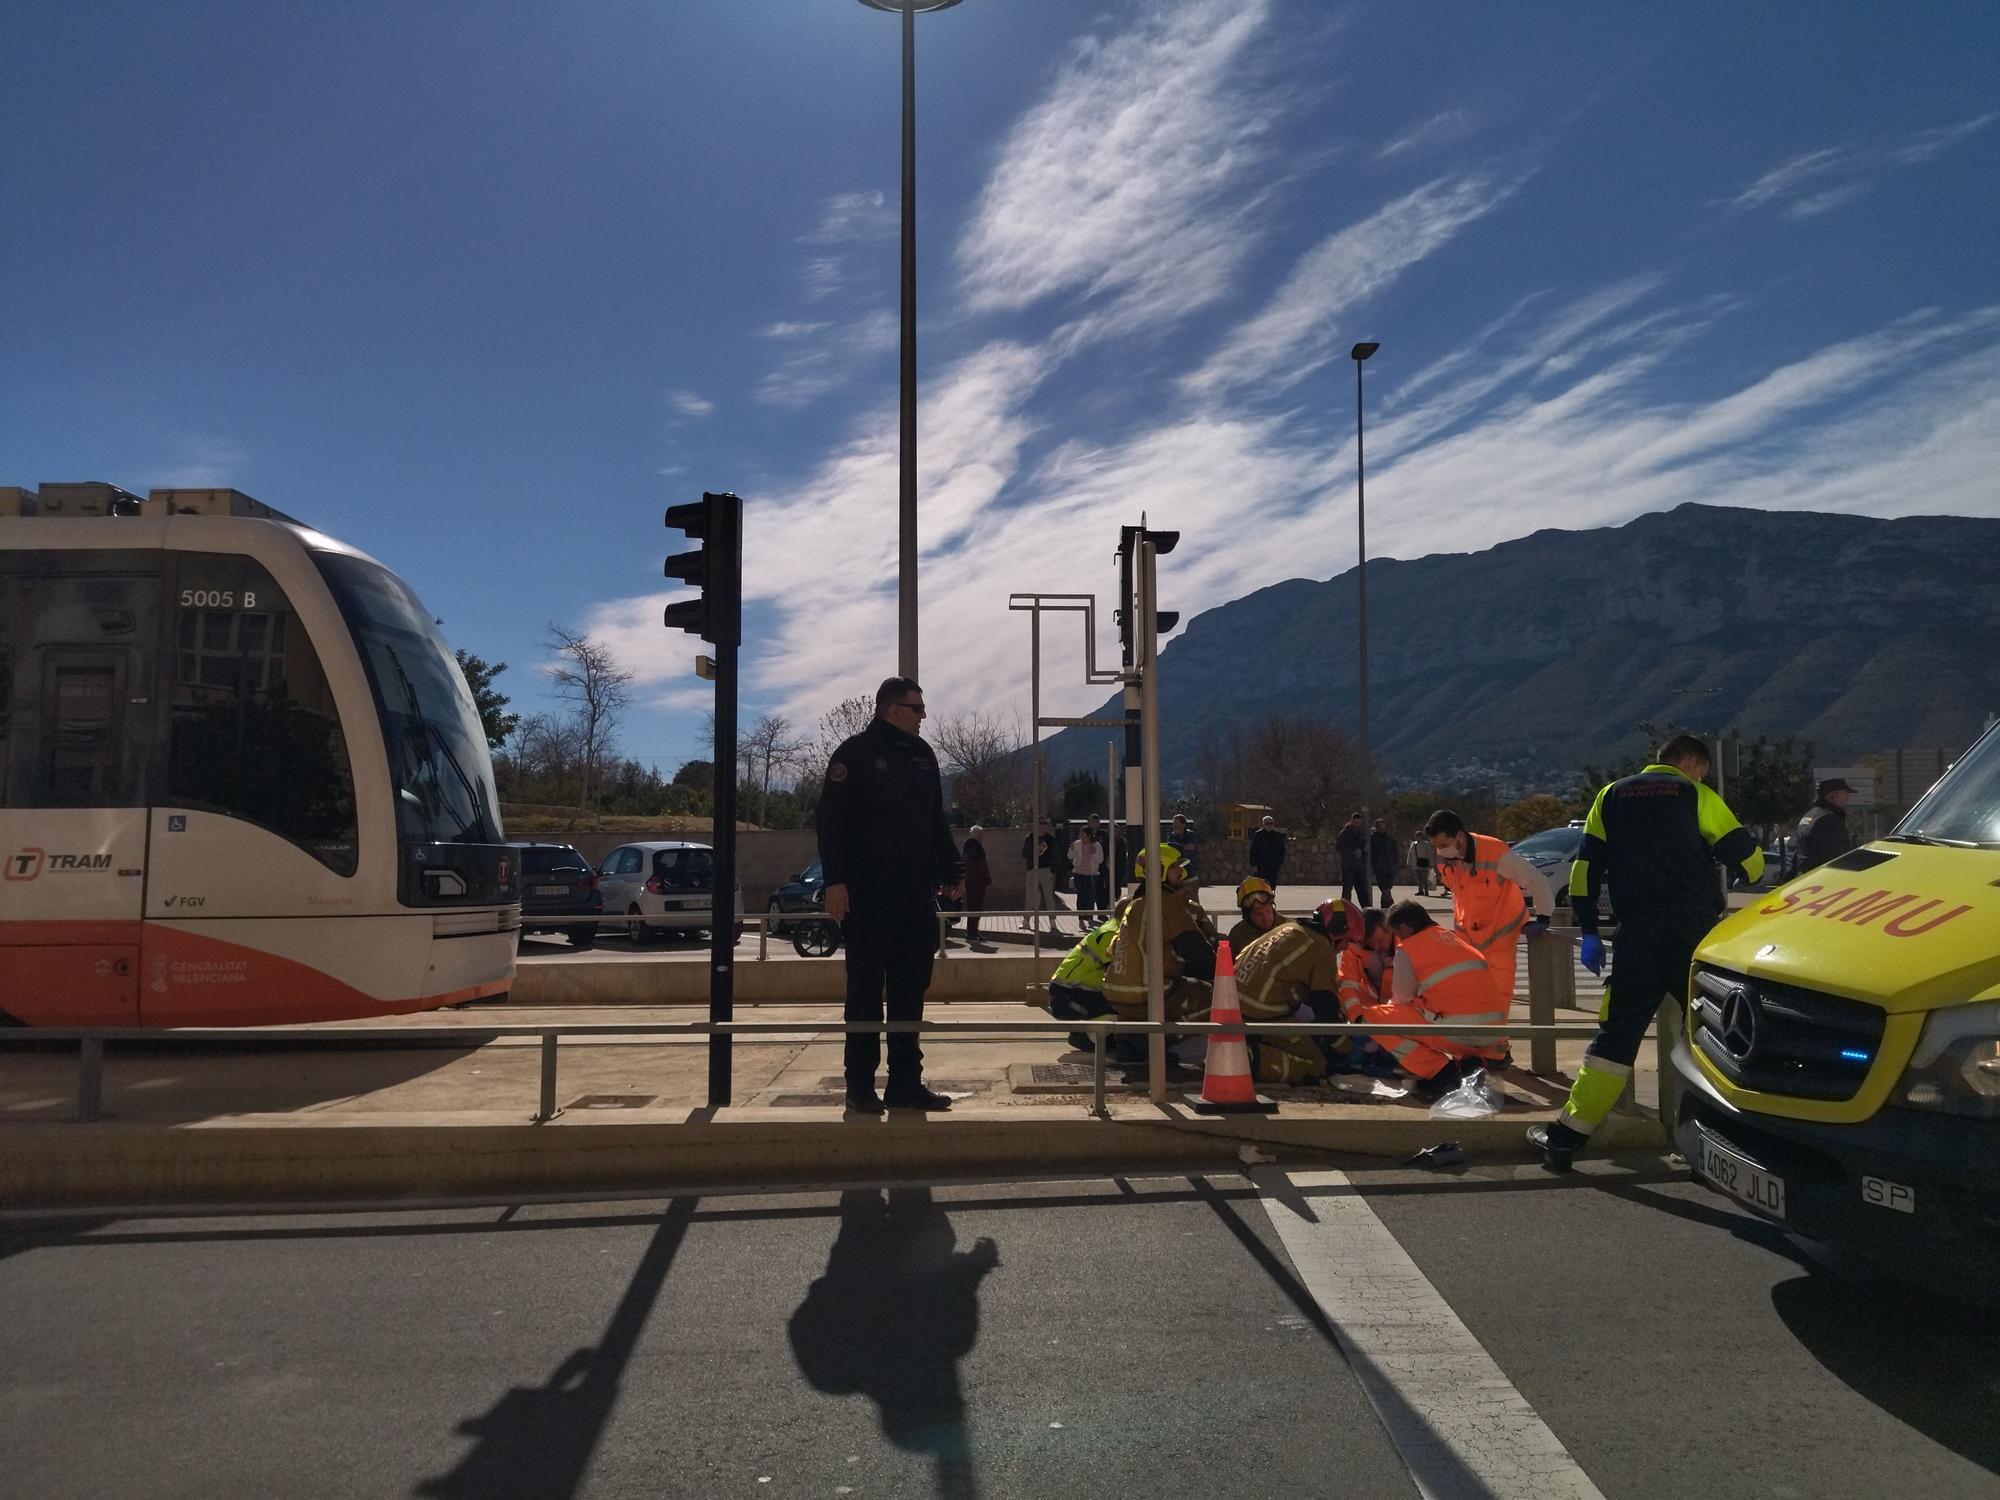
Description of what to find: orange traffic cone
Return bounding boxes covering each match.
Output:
[1189,939,1277,1114]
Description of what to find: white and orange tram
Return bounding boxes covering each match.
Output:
[0,483,518,1026]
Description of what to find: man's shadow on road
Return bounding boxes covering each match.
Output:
[789,1187,999,1499]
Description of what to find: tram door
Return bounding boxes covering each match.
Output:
[0,556,156,1025]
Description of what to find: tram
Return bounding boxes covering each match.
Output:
[0,483,518,1026]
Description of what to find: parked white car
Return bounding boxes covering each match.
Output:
[1508,825,1605,914]
[595,840,745,943]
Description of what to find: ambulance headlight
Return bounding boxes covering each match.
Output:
[1896,1002,2000,1118]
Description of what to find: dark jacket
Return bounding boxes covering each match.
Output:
[1248,827,1287,878]
[1368,829,1398,876]
[1793,800,1850,874]
[815,718,963,889]
[961,837,991,896]
[1022,832,1060,870]
[1334,822,1366,868]
[1571,764,1761,937]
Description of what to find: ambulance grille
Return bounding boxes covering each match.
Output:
[1691,966,1886,1102]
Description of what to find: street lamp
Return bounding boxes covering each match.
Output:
[1350,340,1379,825]
[858,0,967,681]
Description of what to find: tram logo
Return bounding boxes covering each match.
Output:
[7,848,112,878]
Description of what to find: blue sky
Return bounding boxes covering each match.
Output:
[6,1,1998,776]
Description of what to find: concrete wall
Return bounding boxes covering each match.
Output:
[529,824,1430,908]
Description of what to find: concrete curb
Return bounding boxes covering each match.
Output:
[0,1107,1667,1209]
[512,956,1059,1006]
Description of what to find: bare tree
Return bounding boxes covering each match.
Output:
[815,693,876,765]
[739,713,812,822]
[931,708,1028,823]
[543,624,634,814]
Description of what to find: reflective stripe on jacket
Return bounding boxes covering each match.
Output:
[1336,945,1378,1021]
[1052,914,1121,992]
[1401,925,1510,1028]
[1439,831,1527,956]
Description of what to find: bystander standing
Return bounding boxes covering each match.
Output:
[816,677,965,1113]
[961,825,992,948]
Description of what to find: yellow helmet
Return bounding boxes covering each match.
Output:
[1134,843,1185,880]
[1235,876,1276,908]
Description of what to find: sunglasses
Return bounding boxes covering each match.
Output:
[891,700,927,717]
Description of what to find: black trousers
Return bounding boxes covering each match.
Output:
[1339,861,1366,904]
[1592,921,1709,1067]
[842,877,938,1086]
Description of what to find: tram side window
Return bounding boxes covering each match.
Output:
[165,554,360,875]
[0,555,156,809]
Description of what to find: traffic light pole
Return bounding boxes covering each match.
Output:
[1139,539,1167,1102]
[709,618,738,1107]
[664,489,744,1109]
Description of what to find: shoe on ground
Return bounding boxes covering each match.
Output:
[1406,1141,1466,1169]
[883,1081,954,1111]
[1411,1064,1463,1104]
[1526,1122,1581,1172]
[844,1086,885,1115]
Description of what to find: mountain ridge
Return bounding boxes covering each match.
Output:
[1033,502,2000,791]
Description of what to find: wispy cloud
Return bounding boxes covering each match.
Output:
[156,434,249,487]
[1183,171,1527,398]
[584,3,2000,755]
[756,310,897,409]
[1730,113,1997,218]
[803,257,843,300]
[1375,109,1477,162]
[666,390,714,419]
[955,0,1282,335]
[807,189,895,244]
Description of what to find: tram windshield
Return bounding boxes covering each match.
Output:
[313,552,502,847]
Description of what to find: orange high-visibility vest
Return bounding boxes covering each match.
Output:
[1439,831,1527,961]
[1336,945,1378,1021]
[1399,924,1509,1028]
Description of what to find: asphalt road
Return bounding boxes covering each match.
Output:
[4,1163,1995,1499]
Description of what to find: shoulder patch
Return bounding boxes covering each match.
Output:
[828,763,848,783]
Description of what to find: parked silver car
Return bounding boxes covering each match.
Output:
[595,840,745,943]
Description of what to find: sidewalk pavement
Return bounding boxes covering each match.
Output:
[1,974,1665,1207]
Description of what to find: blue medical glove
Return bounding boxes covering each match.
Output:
[1579,934,1604,975]
[1524,915,1551,939]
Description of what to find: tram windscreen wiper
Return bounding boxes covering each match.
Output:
[384,643,492,843]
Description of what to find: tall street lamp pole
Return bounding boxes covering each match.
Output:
[1351,340,1380,825]
[860,0,965,681]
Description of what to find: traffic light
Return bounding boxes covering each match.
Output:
[664,491,742,648]
[1116,523,1181,661]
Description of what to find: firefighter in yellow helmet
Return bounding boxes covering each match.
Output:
[1231,898,1367,1084]
[1102,843,1217,1062]
[1228,876,1280,954]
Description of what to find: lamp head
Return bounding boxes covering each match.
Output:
[1350,341,1380,362]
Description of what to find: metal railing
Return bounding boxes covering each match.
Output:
[6,1015,1614,1127]
[525,907,1122,962]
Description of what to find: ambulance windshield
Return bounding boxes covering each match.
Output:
[1894,727,2000,848]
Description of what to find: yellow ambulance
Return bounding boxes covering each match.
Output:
[1672,721,1999,1285]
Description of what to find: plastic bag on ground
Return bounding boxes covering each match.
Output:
[1428,1067,1502,1120]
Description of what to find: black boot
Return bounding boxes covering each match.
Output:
[883,1079,953,1111]
[1526,1121,1586,1172]
[844,1083,885,1114]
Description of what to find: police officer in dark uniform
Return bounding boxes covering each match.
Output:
[816,677,965,1113]
[1529,733,1764,1169]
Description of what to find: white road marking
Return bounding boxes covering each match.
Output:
[1254,1167,1605,1500]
